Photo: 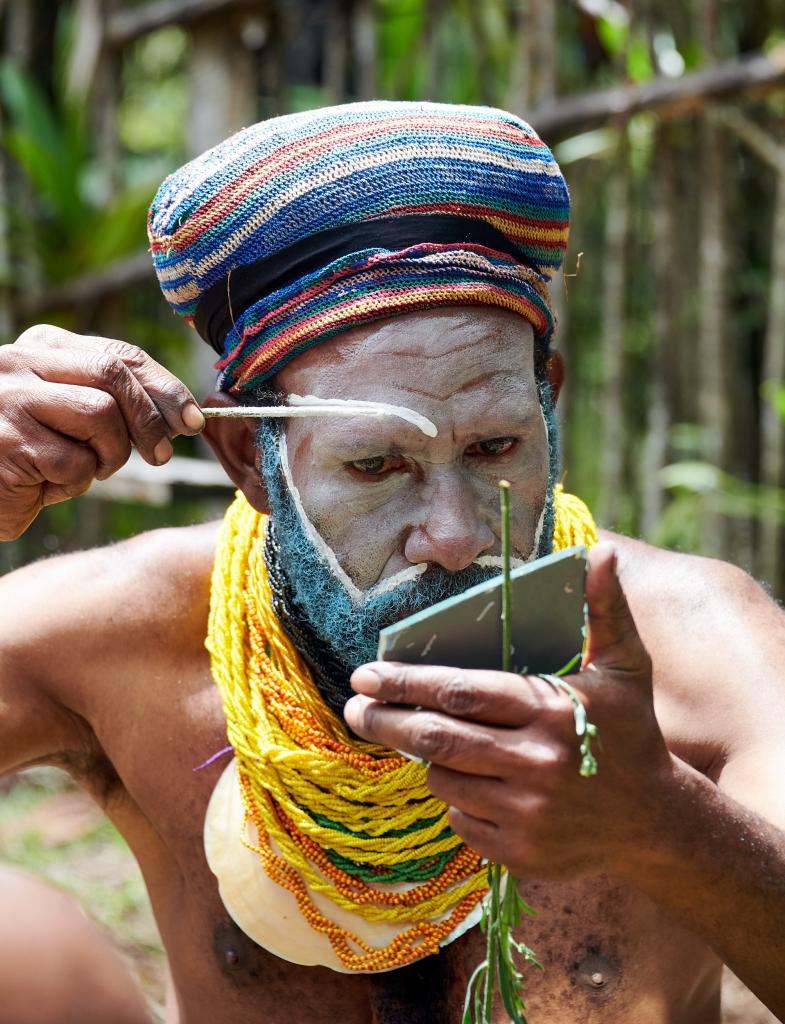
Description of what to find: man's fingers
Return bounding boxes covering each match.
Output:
[350,661,567,726]
[21,350,186,465]
[427,764,509,821]
[446,808,500,859]
[25,384,132,479]
[0,423,98,525]
[344,693,563,775]
[43,364,169,466]
[15,326,204,440]
[100,339,203,438]
[584,542,650,676]
[345,694,501,772]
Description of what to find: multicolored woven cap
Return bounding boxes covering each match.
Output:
[147,101,570,396]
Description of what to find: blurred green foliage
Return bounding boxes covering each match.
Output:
[0,58,154,280]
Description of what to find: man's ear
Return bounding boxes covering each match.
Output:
[201,394,269,513]
[546,350,565,404]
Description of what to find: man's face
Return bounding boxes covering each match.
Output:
[275,307,551,588]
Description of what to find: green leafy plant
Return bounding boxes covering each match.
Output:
[0,58,155,283]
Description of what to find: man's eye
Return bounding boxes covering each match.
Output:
[466,437,517,458]
[347,456,405,477]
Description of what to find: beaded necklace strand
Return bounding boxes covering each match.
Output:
[206,487,597,972]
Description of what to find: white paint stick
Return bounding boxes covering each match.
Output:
[199,393,437,437]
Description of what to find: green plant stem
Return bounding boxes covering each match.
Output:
[482,480,511,1021]
[481,481,512,1021]
[464,487,601,1024]
[500,480,512,675]
[483,863,502,1019]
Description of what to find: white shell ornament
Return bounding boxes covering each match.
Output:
[203,760,484,973]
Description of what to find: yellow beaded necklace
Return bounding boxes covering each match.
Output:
[205,487,597,973]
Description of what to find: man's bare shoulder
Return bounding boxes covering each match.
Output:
[604,529,785,769]
[604,527,765,613]
[0,518,222,708]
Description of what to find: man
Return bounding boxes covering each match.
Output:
[0,102,784,1024]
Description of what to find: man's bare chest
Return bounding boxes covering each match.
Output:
[98,664,721,1024]
[157,860,723,1024]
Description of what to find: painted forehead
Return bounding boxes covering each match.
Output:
[276,310,539,396]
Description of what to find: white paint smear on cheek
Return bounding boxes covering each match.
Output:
[279,433,365,604]
[475,554,526,571]
[278,434,427,606]
[477,403,549,566]
[528,402,550,560]
[528,500,546,561]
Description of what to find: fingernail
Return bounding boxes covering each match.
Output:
[350,666,382,694]
[343,695,360,726]
[182,403,205,431]
[343,694,369,728]
[154,438,173,464]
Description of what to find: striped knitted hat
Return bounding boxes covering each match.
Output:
[148,101,569,396]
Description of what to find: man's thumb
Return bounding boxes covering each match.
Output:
[583,542,649,676]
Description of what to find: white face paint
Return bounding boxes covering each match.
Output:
[276,308,553,591]
[287,394,438,437]
[279,432,429,605]
[279,429,547,606]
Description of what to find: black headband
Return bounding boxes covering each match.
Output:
[194,213,529,355]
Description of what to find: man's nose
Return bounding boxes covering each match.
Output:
[403,472,495,572]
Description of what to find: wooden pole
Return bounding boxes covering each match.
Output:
[597,128,630,528]
[529,50,785,140]
[351,0,377,101]
[323,0,348,102]
[640,123,676,539]
[718,110,785,591]
[695,0,729,558]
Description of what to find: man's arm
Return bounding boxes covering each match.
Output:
[344,544,785,1019]
[618,546,785,1016]
[0,323,204,778]
[0,557,94,776]
[0,523,218,790]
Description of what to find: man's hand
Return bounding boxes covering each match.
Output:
[344,543,676,880]
[0,325,205,540]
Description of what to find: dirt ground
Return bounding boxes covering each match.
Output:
[0,768,779,1024]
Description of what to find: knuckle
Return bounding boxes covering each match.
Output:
[537,691,576,732]
[414,716,457,761]
[46,443,95,481]
[381,667,411,704]
[105,339,142,364]
[532,741,570,773]
[440,672,480,717]
[78,390,115,422]
[95,449,130,480]
[14,323,62,347]
[92,354,129,391]
[0,345,21,373]
[155,379,188,412]
[40,446,70,479]
[132,402,167,440]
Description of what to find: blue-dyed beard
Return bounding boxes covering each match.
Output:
[257,383,560,678]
